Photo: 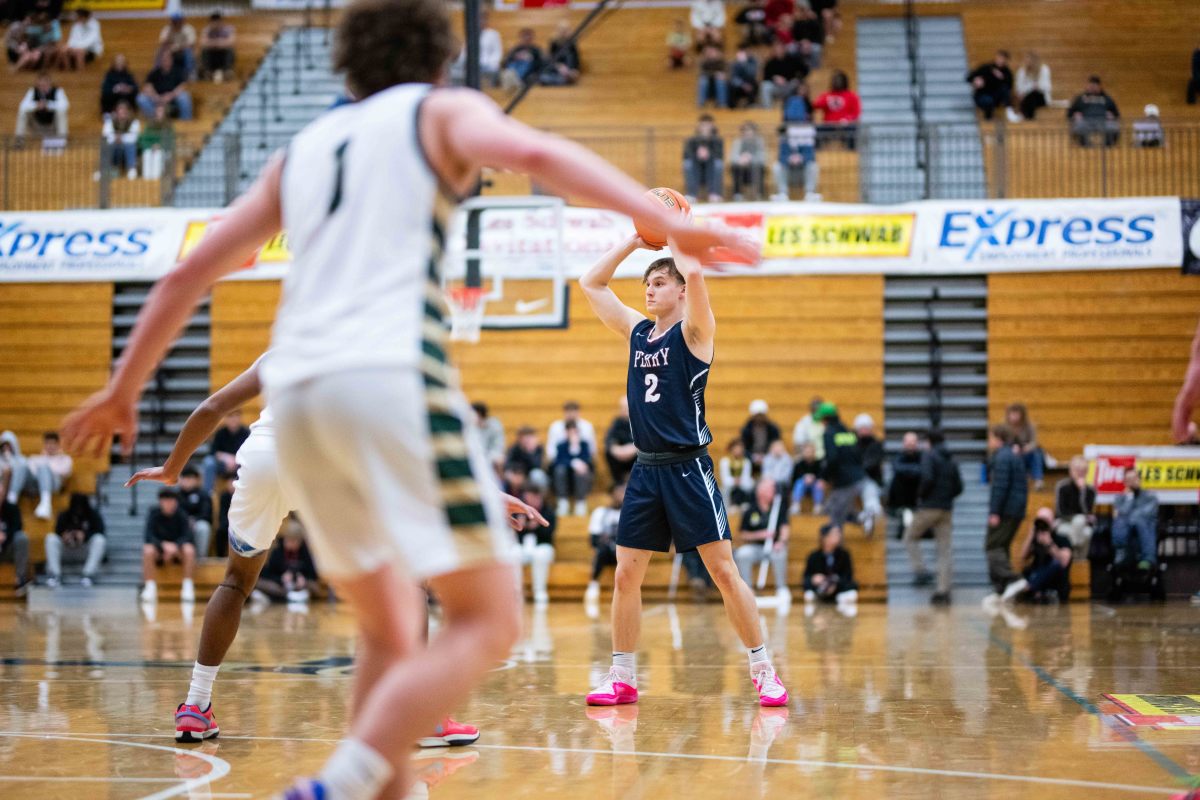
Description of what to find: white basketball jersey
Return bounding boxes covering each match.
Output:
[262,83,449,393]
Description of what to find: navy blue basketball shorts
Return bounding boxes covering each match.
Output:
[616,455,730,553]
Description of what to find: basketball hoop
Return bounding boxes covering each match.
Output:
[447,285,486,343]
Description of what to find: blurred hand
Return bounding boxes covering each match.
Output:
[501,492,548,529]
[126,465,178,488]
[61,388,138,459]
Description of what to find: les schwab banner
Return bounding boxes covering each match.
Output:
[1084,445,1200,504]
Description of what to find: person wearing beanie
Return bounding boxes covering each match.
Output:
[741,399,781,471]
[853,413,884,489]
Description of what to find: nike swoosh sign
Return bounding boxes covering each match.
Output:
[514,298,549,314]
[682,471,692,478]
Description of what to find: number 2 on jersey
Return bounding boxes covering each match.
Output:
[644,373,661,403]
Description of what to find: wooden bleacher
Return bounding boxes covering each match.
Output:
[0,13,297,211]
[0,282,111,596]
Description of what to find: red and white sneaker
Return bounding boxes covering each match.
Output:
[417,718,480,747]
[586,667,638,706]
[175,702,219,742]
[751,667,789,707]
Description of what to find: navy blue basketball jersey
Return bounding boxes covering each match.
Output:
[626,319,712,452]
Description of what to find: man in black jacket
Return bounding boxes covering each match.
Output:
[803,522,857,605]
[887,431,922,536]
[985,425,1028,602]
[818,403,881,535]
[1054,455,1096,553]
[904,430,962,605]
[966,50,1013,121]
[740,398,781,472]
[682,113,724,202]
[1067,75,1120,147]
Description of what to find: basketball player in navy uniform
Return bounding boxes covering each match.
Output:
[580,233,789,707]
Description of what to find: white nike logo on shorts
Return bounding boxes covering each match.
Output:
[682,470,692,477]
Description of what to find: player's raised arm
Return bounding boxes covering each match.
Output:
[580,235,653,339]
[1173,317,1200,442]
[423,89,758,268]
[670,238,716,362]
[126,360,264,487]
[62,158,284,459]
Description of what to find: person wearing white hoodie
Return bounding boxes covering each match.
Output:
[0,431,26,503]
[8,431,73,520]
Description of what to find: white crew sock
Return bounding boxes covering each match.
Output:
[319,738,393,800]
[748,644,770,670]
[186,662,220,708]
[612,651,636,679]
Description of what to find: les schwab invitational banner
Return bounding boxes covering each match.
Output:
[0,197,1185,283]
[1085,445,1200,505]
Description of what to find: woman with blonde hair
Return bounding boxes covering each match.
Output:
[1015,51,1052,120]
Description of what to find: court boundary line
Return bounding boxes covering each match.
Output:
[984,629,1194,783]
[0,733,232,800]
[0,729,1181,796]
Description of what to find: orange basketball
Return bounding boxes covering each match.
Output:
[635,187,692,248]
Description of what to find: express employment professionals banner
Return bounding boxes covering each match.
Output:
[1084,445,1200,505]
[917,197,1182,273]
[0,198,1186,283]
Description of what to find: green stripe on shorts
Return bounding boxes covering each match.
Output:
[446,502,488,528]
[436,457,473,480]
[428,412,463,434]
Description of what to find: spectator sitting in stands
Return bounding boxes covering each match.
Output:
[803,521,857,605]
[810,0,841,38]
[506,425,547,485]
[1000,508,1072,603]
[1189,45,1200,105]
[138,49,193,121]
[254,516,318,604]
[9,431,72,520]
[790,6,824,68]
[887,431,922,537]
[13,11,59,72]
[770,12,793,48]
[604,396,636,487]
[966,49,1015,122]
[501,460,528,497]
[719,438,755,508]
[471,402,506,474]
[772,120,819,201]
[500,27,544,92]
[159,13,196,77]
[451,8,503,86]
[790,441,824,516]
[1054,455,1096,554]
[15,71,68,142]
[690,0,725,51]
[819,402,881,535]
[855,413,884,499]
[552,420,593,518]
[760,39,808,108]
[101,53,138,115]
[792,395,825,460]
[728,46,759,108]
[763,0,794,28]
[5,16,29,67]
[666,18,691,69]
[696,44,729,109]
[742,399,782,472]
[682,113,724,202]
[141,488,196,604]
[813,70,860,149]
[1004,402,1045,490]
[542,20,580,86]
[547,400,597,462]
[1014,51,1051,120]
[516,479,556,605]
[202,409,248,493]
[0,431,23,503]
[100,100,139,179]
[176,465,213,558]
[0,498,30,595]
[734,478,791,598]
[57,7,101,71]
[735,0,772,47]
[1112,467,1159,571]
[782,78,813,122]
[1133,104,1163,148]
[199,11,235,83]
[761,438,794,493]
[1068,74,1120,147]
[138,102,173,179]
[730,120,766,201]
[45,492,105,587]
[584,482,623,608]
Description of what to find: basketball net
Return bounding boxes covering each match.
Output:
[447,285,486,343]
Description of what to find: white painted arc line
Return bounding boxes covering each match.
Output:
[0,730,1180,796]
[0,777,181,783]
[0,733,231,800]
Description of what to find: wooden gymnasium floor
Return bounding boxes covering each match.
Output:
[0,594,1198,798]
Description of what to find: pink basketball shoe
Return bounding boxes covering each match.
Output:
[586,667,638,706]
[751,666,789,707]
[417,718,480,747]
[174,702,219,742]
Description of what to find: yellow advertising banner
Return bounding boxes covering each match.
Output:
[762,213,915,258]
[65,0,165,10]
[179,219,291,265]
